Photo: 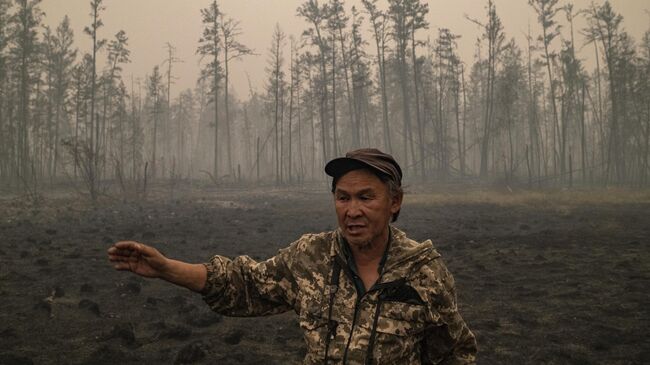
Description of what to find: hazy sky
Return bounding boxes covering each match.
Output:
[40,0,650,101]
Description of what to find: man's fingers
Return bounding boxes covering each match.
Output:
[108,241,161,277]
[108,246,132,254]
[108,244,133,256]
[108,249,144,261]
[108,254,132,262]
[107,246,125,256]
[113,241,157,257]
[112,241,147,253]
[109,241,154,257]
[113,262,132,271]
[114,240,138,247]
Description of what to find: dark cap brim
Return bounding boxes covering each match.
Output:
[324,157,375,179]
[326,157,402,182]
[325,148,402,188]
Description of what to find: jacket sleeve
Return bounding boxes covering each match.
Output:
[421,257,478,365]
[199,238,303,317]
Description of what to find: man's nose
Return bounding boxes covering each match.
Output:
[346,199,363,218]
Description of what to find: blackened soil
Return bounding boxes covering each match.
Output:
[0,187,648,364]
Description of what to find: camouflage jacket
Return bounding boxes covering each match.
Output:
[201,227,477,364]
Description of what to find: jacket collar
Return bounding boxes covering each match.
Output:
[331,226,439,283]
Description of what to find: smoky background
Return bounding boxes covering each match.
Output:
[1,0,649,193]
[0,1,649,365]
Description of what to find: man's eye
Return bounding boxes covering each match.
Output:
[360,195,371,201]
[337,196,349,201]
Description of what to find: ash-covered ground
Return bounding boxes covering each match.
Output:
[1,185,648,364]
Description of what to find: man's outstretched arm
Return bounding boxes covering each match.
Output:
[107,241,207,293]
[108,237,305,317]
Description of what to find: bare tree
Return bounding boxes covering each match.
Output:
[0,0,11,185]
[298,0,331,163]
[265,24,286,185]
[349,5,372,147]
[11,0,44,194]
[105,30,130,176]
[496,40,525,181]
[408,0,429,180]
[529,0,563,180]
[362,0,392,153]
[197,0,222,178]
[328,0,358,149]
[467,0,506,178]
[162,42,181,177]
[147,65,163,178]
[83,0,106,200]
[220,14,253,178]
[387,0,413,168]
[584,1,627,184]
[43,16,77,179]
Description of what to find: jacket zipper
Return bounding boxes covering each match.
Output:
[334,250,407,364]
[342,288,368,363]
[341,278,407,364]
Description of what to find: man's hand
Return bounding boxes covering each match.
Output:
[107,241,169,278]
[107,241,208,293]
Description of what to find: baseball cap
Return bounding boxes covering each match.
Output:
[325,148,402,187]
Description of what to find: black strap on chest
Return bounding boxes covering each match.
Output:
[324,257,341,365]
[365,295,383,365]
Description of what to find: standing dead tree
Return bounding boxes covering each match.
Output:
[147,65,163,179]
[265,24,287,185]
[82,0,106,201]
[162,42,181,178]
[220,14,253,179]
[298,0,332,164]
[530,0,563,182]
[197,0,223,180]
[362,0,392,154]
[584,1,627,184]
[11,0,44,194]
[467,0,506,178]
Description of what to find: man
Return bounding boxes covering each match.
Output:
[107,148,477,364]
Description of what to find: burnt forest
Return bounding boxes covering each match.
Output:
[0,0,649,364]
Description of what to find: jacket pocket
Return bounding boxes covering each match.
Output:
[369,302,428,364]
[379,300,429,329]
[299,296,329,363]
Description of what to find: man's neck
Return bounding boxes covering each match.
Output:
[349,227,390,268]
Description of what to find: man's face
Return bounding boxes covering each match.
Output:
[334,169,402,250]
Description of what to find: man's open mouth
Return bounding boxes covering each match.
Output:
[346,224,367,233]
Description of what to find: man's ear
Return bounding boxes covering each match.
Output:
[390,191,403,213]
